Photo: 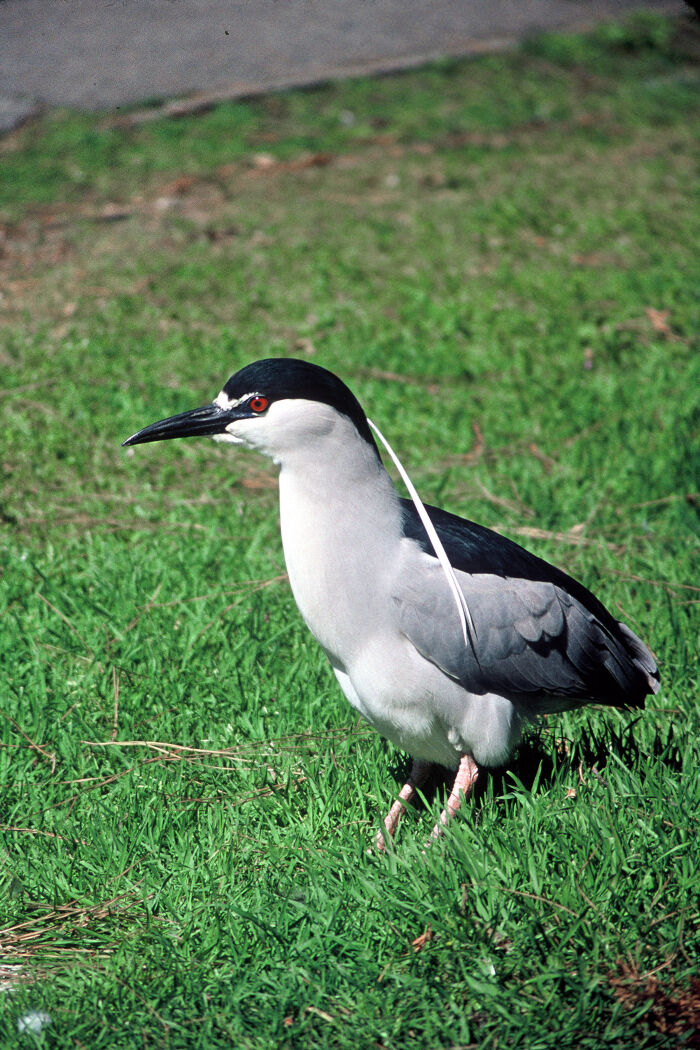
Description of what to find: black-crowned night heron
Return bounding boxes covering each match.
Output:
[123,358,659,848]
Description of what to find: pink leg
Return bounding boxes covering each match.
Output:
[429,753,479,841]
[376,759,433,852]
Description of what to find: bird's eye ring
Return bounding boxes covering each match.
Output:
[249,396,269,413]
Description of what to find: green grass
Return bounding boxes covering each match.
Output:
[1,11,699,1047]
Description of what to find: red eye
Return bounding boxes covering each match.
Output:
[249,396,269,413]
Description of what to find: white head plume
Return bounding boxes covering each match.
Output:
[367,418,476,647]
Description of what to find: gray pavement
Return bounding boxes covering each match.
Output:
[0,0,688,129]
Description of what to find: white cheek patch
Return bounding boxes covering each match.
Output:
[219,415,255,445]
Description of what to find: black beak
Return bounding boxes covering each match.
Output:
[122,403,234,447]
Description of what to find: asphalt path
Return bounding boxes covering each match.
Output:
[0,0,688,129]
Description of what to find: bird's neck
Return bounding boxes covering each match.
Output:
[276,430,402,665]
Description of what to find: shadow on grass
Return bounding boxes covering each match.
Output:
[385,713,684,811]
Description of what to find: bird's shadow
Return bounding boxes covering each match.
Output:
[386,714,680,812]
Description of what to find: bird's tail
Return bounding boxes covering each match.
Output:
[615,621,660,697]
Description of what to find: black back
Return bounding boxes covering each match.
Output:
[400,498,620,633]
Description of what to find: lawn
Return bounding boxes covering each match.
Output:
[0,12,699,1048]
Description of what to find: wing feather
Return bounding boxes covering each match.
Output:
[394,540,657,711]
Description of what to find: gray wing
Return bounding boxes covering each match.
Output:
[393,554,652,711]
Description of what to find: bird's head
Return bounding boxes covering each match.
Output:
[122,358,380,463]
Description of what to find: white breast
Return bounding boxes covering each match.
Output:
[277,427,402,668]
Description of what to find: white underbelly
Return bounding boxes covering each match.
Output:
[332,633,525,769]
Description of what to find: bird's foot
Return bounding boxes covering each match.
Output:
[427,753,479,843]
[375,796,409,853]
[375,759,434,852]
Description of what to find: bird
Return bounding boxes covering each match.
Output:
[123,358,659,848]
